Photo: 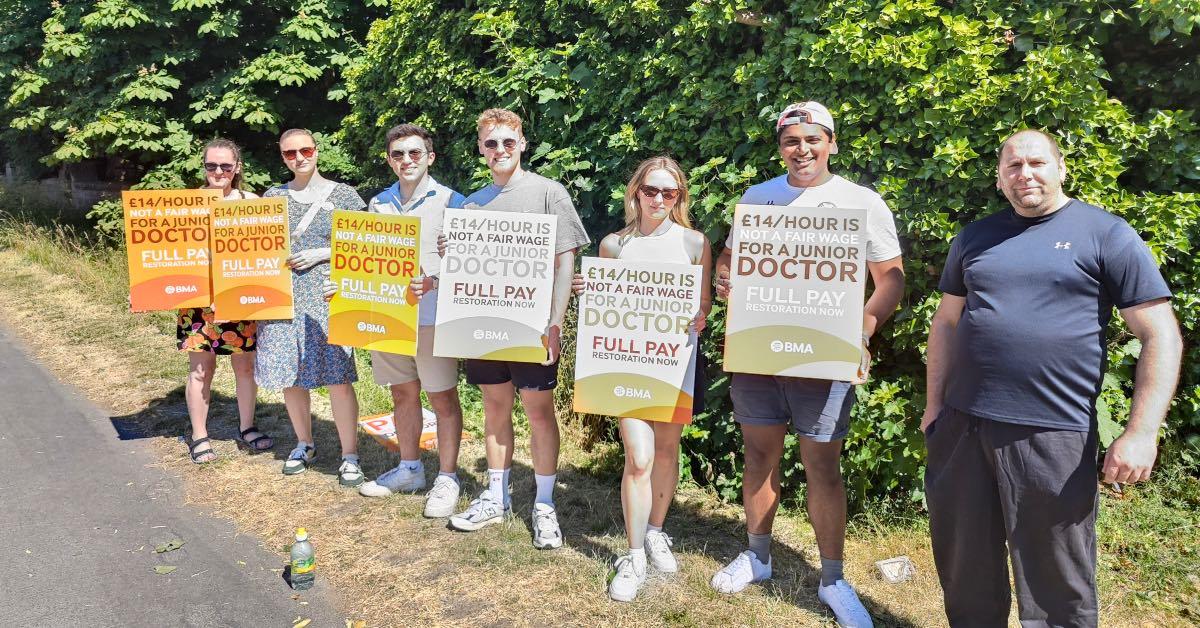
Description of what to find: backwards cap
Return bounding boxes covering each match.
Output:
[776,101,836,134]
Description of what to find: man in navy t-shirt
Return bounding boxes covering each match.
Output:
[923,129,1183,627]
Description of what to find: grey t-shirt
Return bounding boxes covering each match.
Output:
[456,171,590,254]
[938,199,1171,431]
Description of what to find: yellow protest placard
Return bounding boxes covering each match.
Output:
[327,210,421,354]
[123,189,222,312]
[210,197,293,320]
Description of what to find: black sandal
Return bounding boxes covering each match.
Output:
[188,437,217,464]
[237,425,274,452]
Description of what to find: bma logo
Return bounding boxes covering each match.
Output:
[770,340,814,354]
[1055,241,1072,250]
[164,285,197,295]
[613,385,651,399]
[357,321,386,334]
[239,295,266,305]
[472,329,510,341]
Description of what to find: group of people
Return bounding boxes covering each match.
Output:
[176,101,1182,627]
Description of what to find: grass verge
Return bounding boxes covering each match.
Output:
[0,211,1195,626]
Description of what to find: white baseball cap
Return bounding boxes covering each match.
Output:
[776,101,836,135]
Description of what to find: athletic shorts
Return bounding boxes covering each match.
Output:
[465,358,558,391]
[370,326,459,393]
[730,374,854,442]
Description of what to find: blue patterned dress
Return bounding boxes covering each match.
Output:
[255,182,365,389]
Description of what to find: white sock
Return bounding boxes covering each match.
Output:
[438,471,459,483]
[399,459,421,471]
[534,473,556,507]
[647,523,663,534]
[297,440,313,450]
[629,547,647,570]
[341,453,359,464]
[488,468,507,504]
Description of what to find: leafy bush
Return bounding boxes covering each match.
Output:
[343,0,1200,508]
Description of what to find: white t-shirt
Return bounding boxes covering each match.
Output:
[725,174,901,262]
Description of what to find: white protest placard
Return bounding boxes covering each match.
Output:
[433,208,557,362]
[724,204,867,379]
[574,257,701,423]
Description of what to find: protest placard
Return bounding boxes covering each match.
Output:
[433,208,557,362]
[210,197,293,320]
[574,257,701,423]
[123,189,222,311]
[724,204,867,379]
[327,210,421,354]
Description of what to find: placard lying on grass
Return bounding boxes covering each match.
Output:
[123,189,222,311]
[433,208,556,362]
[574,257,700,423]
[327,210,421,354]
[724,204,867,380]
[210,197,293,320]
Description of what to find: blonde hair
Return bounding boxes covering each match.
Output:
[476,108,523,135]
[621,156,692,236]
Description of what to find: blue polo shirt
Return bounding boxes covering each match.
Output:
[938,199,1171,431]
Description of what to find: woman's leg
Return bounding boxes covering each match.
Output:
[327,383,360,456]
[648,422,685,528]
[619,417,656,550]
[282,386,313,443]
[229,352,258,430]
[185,352,217,458]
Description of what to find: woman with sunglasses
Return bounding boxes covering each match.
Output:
[575,156,712,601]
[179,138,273,463]
[256,129,366,486]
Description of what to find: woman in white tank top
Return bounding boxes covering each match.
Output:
[576,157,712,602]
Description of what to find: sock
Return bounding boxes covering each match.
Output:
[297,440,313,450]
[438,471,459,483]
[820,557,844,587]
[399,458,421,472]
[747,532,771,563]
[629,547,647,571]
[341,453,359,465]
[647,523,663,535]
[488,468,507,504]
[534,473,556,507]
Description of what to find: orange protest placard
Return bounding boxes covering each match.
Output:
[123,189,222,312]
[210,197,293,320]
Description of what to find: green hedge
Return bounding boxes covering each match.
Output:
[342,0,1200,508]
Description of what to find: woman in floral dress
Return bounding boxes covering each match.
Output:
[256,128,365,486]
[179,138,273,463]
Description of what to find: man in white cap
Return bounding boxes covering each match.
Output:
[712,101,905,627]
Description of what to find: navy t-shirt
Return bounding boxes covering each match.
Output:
[938,200,1171,431]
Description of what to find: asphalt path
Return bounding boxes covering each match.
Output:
[0,325,345,627]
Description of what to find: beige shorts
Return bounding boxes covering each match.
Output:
[370,326,459,392]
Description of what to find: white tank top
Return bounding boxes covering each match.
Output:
[617,220,692,264]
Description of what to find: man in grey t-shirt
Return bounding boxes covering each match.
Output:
[924,129,1182,626]
[445,108,589,550]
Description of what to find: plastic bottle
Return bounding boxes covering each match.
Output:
[290,527,316,590]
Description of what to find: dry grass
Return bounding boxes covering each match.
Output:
[0,229,1191,627]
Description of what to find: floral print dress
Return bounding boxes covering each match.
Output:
[254,182,365,389]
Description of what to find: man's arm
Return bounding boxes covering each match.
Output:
[714,246,732,299]
[1102,298,1183,484]
[922,294,966,432]
[863,256,905,339]
[543,247,576,364]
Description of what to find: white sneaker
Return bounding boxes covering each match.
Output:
[645,530,678,573]
[358,462,426,497]
[423,475,460,518]
[531,503,563,549]
[337,458,365,487]
[817,579,874,627]
[282,444,315,475]
[608,555,647,602]
[448,492,509,531]
[710,550,772,594]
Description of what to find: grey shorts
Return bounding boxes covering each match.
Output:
[731,374,855,442]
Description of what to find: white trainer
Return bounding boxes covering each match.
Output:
[645,530,678,573]
[531,503,563,549]
[423,475,461,518]
[608,555,647,602]
[358,462,426,497]
[448,492,509,531]
[817,579,874,627]
[710,550,772,594]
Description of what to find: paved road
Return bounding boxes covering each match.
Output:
[0,325,345,628]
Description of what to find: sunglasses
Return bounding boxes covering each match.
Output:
[389,149,427,161]
[281,146,316,160]
[203,162,235,173]
[637,185,680,201]
[483,138,519,151]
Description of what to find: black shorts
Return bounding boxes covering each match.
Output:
[465,359,558,391]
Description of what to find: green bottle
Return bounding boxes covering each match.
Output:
[290,527,316,590]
